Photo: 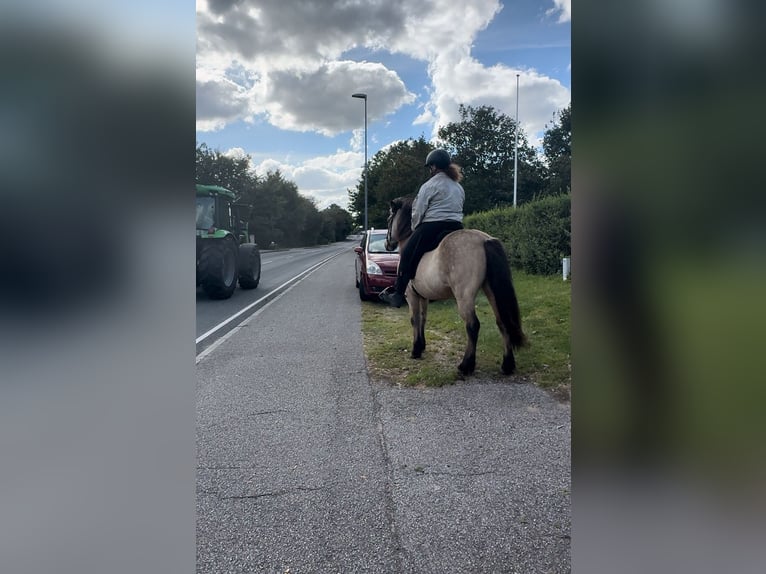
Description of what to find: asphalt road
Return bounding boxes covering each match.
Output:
[196,243,351,353]
[196,248,571,573]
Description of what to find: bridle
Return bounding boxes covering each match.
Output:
[385,197,415,252]
[385,207,399,252]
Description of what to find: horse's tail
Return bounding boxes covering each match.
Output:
[484,239,527,348]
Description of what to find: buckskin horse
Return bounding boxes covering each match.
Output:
[385,197,526,375]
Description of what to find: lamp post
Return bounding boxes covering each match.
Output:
[513,74,519,207]
[352,92,368,231]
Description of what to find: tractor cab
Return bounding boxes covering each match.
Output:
[196,185,253,244]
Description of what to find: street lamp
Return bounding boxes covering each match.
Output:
[513,74,519,207]
[352,92,368,231]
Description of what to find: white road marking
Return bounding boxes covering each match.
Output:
[196,284,296,365]
[262,254,295,265]
[195,250,344,359]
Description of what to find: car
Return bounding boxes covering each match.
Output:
[354,229,399,301]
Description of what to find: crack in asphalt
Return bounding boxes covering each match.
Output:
[416,469,500,477]
[221,486,326,500]
[247,409,290,416]
[367,381,407,572]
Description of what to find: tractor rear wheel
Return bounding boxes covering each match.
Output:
[199,238,238,299]
[238,243,261,289]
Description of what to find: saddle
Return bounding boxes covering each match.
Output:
[435,229,456,245]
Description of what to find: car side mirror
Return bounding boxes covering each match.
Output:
[353,246,363,254]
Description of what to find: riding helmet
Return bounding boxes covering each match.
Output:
[424,148,451,169]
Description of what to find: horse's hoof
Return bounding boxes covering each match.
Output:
[458,361,475,375]
[411,351,423,359]
[501,357,516,375]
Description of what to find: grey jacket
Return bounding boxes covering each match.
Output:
[411,172,465,229]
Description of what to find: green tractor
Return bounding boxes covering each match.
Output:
[196,184,261,299]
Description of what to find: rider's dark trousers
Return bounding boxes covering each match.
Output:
[393,219,463,294]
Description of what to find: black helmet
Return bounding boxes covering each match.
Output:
[424,148,451,169]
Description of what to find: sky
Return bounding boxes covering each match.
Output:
[196,0,571,211]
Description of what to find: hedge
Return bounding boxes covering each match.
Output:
[464,194,571,275]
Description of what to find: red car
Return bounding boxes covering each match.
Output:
[354,229,399,301]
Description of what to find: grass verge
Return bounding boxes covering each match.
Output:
[360,270,571,399]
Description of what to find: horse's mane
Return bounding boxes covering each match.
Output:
[390,196,414,235]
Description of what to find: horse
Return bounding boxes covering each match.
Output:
[385,197,526,375]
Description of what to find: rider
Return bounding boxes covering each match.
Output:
[380,148,465,308]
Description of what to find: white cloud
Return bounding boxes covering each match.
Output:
[196,0,506,135]
[262,61,415,136]
[406,4,569,147]
[195,0,415,137]
[547,0,571,23]
[196,59,414,136]
[196,0,569,139]
[387,0,502,61]
[196,76,253,132]
[253,150,364,210]
[349,129,365,153]
[198,0,406,70]
[425,54,570,147]
[223,146,247,159]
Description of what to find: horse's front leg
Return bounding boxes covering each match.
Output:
[407,285,428,359]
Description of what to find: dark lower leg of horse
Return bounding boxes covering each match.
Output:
[458,315,480,375]
[495,320,517,376]
[484,286,521,376]
[410,308,426,359]
[412,334,425,359]
[501,350,516,375]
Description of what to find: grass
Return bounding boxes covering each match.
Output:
[360,270,571,399]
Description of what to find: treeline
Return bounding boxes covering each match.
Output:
[196,143,353,248]
[349,103,571,228]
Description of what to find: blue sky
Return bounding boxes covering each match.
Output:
[196,0,570,211]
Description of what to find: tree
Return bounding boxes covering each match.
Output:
[195,142,257,198]
[542,104,571,196]
[321,204,354,242]
[250,170,308,247]
[348,136,434,228]
[437,105,546,211]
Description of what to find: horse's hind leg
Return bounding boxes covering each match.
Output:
[483,286,516,375]
[408,287,428,359]
[455,297,480,375]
